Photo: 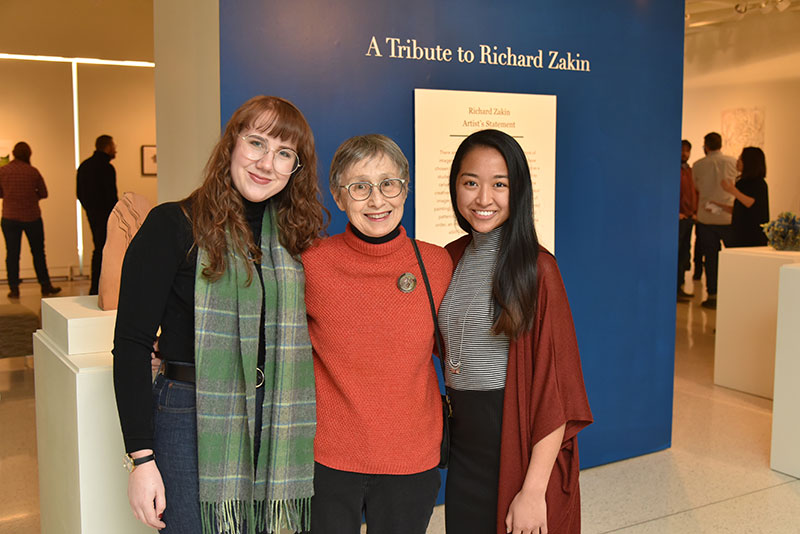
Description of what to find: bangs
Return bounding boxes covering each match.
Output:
[247,101,308,148]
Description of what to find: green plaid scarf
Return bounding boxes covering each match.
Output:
[194,203,315,534]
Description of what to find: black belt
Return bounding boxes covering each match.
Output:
[161,361,265,388]
[162,361,196,383]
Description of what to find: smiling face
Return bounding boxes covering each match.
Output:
[229,112,295,202]
[455,146,510,233]
[334,153,407,238]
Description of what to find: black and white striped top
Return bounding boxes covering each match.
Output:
[440,227,509,391]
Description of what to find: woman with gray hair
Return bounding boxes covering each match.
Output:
[302,134,452,533]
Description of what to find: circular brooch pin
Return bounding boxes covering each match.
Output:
[397,272,417,293]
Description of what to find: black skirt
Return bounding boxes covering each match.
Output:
[445,387,505,534]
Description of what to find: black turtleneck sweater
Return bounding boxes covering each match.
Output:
[113,199,267,452]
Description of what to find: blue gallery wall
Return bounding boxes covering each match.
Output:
[219,0,685,469]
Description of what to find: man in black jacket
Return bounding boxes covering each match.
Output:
[77,134,118,295]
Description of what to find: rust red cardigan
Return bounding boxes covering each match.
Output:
[446,235,593,534]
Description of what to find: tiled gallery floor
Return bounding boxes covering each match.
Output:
[1,277,798,533]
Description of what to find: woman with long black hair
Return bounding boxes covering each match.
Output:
[441,129,592,534]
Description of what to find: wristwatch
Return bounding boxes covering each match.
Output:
[124,453,156,473]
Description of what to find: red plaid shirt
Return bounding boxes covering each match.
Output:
[0,159,48,222]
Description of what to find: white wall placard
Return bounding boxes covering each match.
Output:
[414,88,556,252]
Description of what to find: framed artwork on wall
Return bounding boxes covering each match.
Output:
[141,145,157,176]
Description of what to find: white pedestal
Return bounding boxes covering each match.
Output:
[771,263,800,477]
[714,247,800,399]
[33,296,150,534]
[41,296,116,355]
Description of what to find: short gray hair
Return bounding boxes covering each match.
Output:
[329,134,410,197]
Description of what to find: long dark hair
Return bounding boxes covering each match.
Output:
[183,95,327,282]
[740,146,766,180]
[449,129,539,338]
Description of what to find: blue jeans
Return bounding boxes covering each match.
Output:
[311,462,440,534]
[152,373,286,534]
[152,374,202,534]
[1,217,52,288]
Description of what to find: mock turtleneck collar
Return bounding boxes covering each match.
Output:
[349,223,401,244]
[241,197,268,245]
[470,225,503,252]
[343,223,407,256]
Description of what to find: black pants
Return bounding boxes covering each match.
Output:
[677,218,694,289]
[311,462,440,534]
[696,222,733,295]
[693,223,704,277]
[85,209,109,295]
[445,388,504,534]
[2,217,52,288]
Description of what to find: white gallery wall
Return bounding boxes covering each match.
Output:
[0,0,155,281]
[683,12,800,217]
[75,64,157,273]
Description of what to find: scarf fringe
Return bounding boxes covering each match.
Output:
[201,498,312,534]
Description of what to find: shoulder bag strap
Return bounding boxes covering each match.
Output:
[411,239,452,416]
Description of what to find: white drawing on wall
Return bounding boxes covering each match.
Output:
[721,107,765,160]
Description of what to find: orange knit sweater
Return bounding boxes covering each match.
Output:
[302,225,452,474]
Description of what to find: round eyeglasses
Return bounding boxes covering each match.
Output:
[240,134,301,175]
[339,178,407,201]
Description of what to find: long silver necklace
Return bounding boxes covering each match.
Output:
[445,248,494,374]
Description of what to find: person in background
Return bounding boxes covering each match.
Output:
[0,142,61,298]
[719,146,769,247]
[302,134,451,534]
[678,139,697,301]
[692,132,737,310]
[441,129,592,534]
[77,134,118,295]
[113,96,325,534]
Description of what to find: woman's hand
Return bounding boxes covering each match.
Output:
[151,338,162,375]
[506,423,565,534]
[721,179,736,194]
[127,452,166,529]
[505,488,548,534]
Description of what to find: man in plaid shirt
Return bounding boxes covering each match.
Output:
[0,142,61,298]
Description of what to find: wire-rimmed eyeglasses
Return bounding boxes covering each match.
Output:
[339,178,407,201]
[240,134,301,175]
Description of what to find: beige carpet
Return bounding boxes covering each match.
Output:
[0,304,40,358]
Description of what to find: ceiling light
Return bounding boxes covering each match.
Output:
[735,3,749,14]
[776,0,791,11]
[760,1,774,12]
[687,20,719,28]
